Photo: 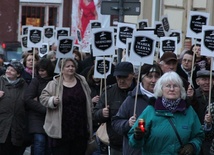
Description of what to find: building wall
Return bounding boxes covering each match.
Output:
[0,0,213,47]
[0,0,19,42]
[125,0,214,53]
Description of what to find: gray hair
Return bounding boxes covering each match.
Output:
[154,71,186,99]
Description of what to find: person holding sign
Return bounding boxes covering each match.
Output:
[128,71,204,155]
[159,52,194,97]
[40,58,93,155]
[191,44,210,71]
[111,63,162,155]
[176,50,200,89]
[22,52,40,85]
[193,70,214,155]
[93,61,136,155]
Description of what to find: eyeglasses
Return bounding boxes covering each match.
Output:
[182,59,192,63]
[163,84,179,90]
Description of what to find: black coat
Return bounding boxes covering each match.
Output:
[0,76,27,146]
[93,81,136,150]
[176,63,199,89]
[24,76,53,134]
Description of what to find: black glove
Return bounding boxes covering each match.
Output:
[179,143,194,155]
[134,126,145,140]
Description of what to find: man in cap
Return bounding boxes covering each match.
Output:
[159,51,194,93]
[194,70,214,155]
[93,61,136,155]
[159,51,178,73]
[194,70,214,123]
[112,63,163,155]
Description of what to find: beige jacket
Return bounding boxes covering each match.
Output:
[40,74,93,139]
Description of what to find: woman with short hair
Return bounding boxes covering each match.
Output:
[128,71,204,155]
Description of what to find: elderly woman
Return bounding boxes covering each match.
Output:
[128,71,204,155]
[0,61,28,154]
[111,63,163,155]
[40,58,93,155]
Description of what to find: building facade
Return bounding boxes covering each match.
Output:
[0,0,213,53]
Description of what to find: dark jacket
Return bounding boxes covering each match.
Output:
[194,88,214,124]
[93,81,135,150]
[111,85,150,155]
[24,76,53,134]
[22,70,32,85]
[176,63,199,89]
[0,76,27,146]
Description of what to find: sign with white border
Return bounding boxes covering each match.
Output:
[129,31,156,64]
[186,11,210,39]
[116,22,136,48]
[39,43,49,57]
[27,27,44,48]
[56,36,74,58]
[161,15,171,37]
[160,37,177,57]
[21,35,32,52]
[94,57,112,78]
[43,26,55,45]
[92,27,115,56]
[201,25,214,57]
[169,30,182,48]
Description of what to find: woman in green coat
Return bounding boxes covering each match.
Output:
[128,71,204,155]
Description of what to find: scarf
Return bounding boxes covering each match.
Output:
[5,76,20,85]
[25,67,32,75]
[162,97,182,112]
[154,97,186,113]
[140,83,154,98]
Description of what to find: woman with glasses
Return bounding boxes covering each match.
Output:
[128,71,204,155]
[112,63,162,155]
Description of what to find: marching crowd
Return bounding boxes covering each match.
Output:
[0,42,214,155]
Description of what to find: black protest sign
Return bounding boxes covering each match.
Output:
[162,17,170,32]
[23,27,29,35]
[155,23,165,38]
[119,26,134,44]
[57,29,69,39]
[44,28,54,39]
[162,40,176,53]
[94,31,112,51]
[138,21,148,29]
[128,41,131,57]
[133,36,154,58]
[58,39,73,54]
[91,21,102,29]
[22,36,28,48]
[170,32,180,44]
[203,30,214,51]
[77,29,82,42]
[190,15,207,34]
[29,29,42,44]
[96,59,110,75]
[40,44,48,55]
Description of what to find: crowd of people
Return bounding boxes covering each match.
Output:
[0,42,213,155]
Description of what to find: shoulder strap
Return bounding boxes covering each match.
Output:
[168,118,183,147]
